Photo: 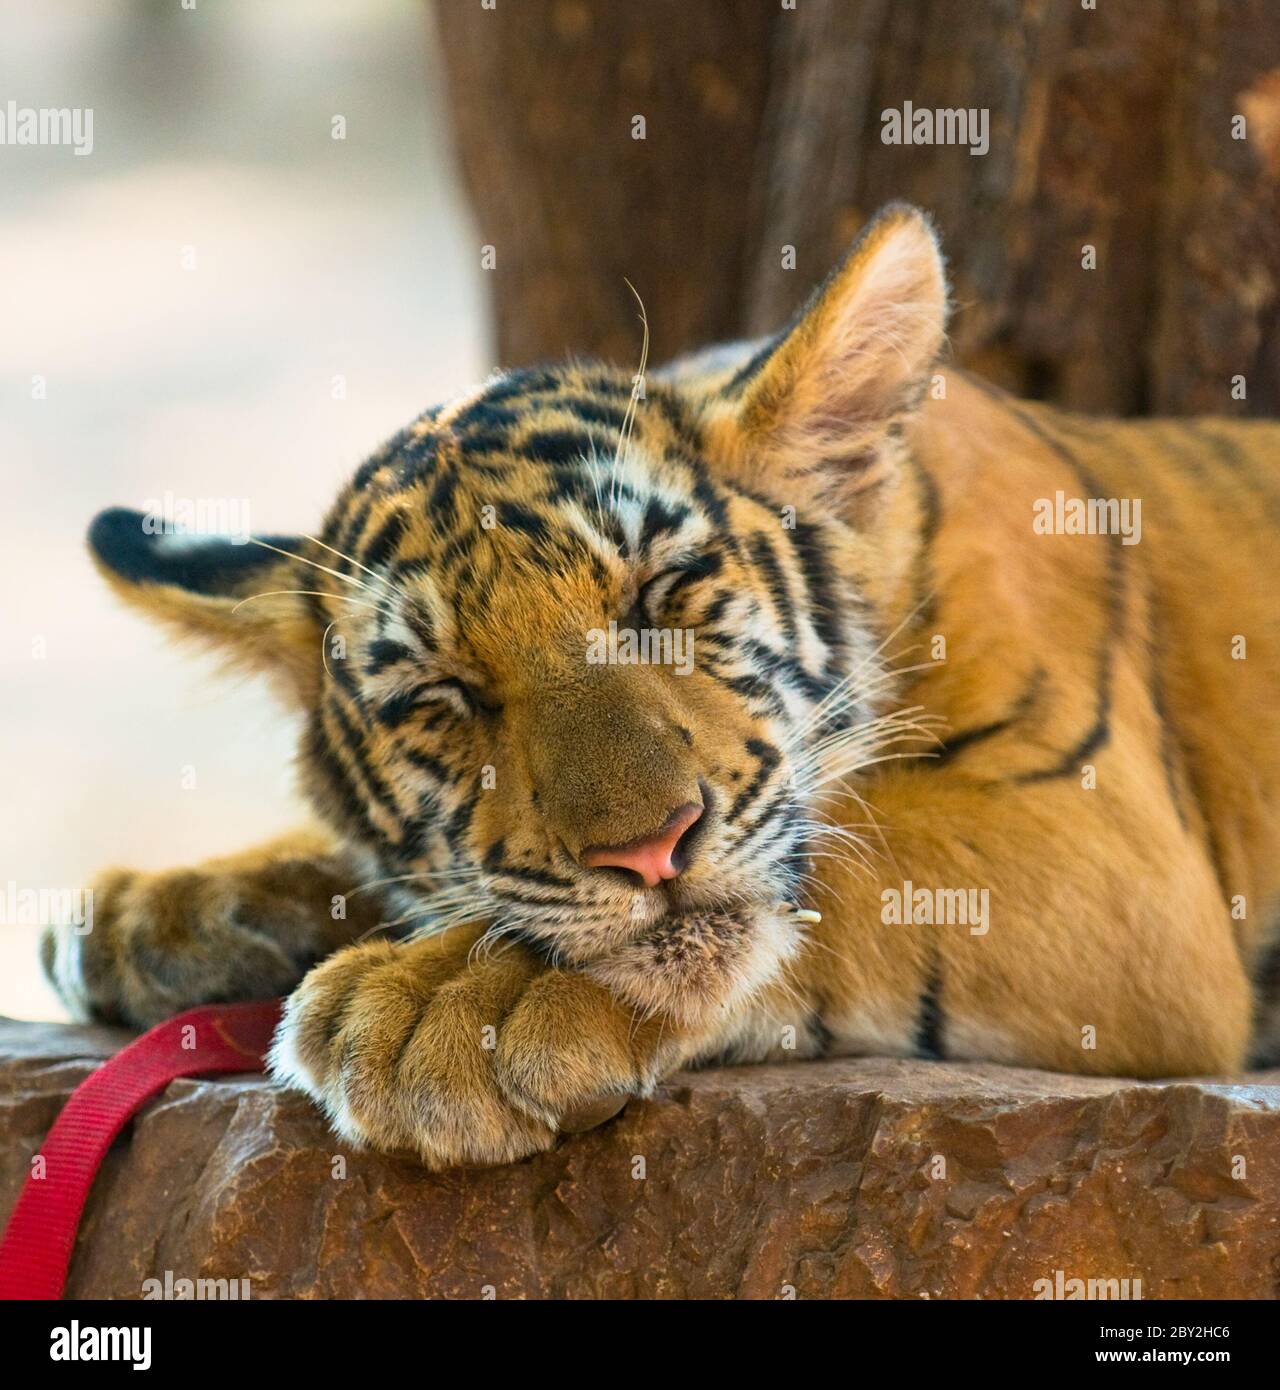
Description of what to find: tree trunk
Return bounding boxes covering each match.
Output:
[432,0,776,370]
[433,0,1280,417]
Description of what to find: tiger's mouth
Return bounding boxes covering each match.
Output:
[577,853,795,934]
[637,873,781,923]
[388,843,807,1024]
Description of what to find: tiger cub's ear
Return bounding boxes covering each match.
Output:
[88,507,323,705]
[705,203,947,511]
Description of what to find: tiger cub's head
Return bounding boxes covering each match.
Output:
[88,204,947,1022]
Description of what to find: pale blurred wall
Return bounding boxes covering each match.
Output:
[0,1,489,1019]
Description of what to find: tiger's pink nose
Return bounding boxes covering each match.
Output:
[580,802,704,888]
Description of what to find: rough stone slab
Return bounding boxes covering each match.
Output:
[2,1018,1278,1299]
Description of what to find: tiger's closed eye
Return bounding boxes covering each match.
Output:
[417,677,501,717]
[638,554,722,622]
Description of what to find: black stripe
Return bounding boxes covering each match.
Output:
[352,454,390,492]
[906,452,942,628]
[457,429,514,457]
[726,739,782,823]
[361,511,406,570]
[714,669,786,715]
[639,497,692,551]
[478,368,561,405]
[1142,576,1232,900]
[1142,586,1190,831]
[738,637,829,702]
[488,885,577,910]
[365,639,411,676]
[481,839,574,890]
[786,521,845,673]
[648,386,704,451]
[403,747,451,784]
[931,667,1045,769]
[660,549,724,609]
[442,788,479,855]
[914,952,946,1060]
[398,788,445,859]
[495,500,550,541]
[394,431,441,486]
[452,400,522,433]
[548,395,630,430]
[748,531,799,646]
[1013,690,1110,783]
[723,332,784,395]
[327,701,400,820]
[428,468,458,526]
[374,687,448,732]
[493,861,576,891]
[303,716,385,851]
[1186,423,1280,525]
[996,401,1125,785]
[724,788,797,862]
[333,495,374,568]
[351,420,424,492]
[574,371,636,401]
[701,591,732,625]
[521,429,609,466]
[689,472,730,530]
[1041,419,1222,850]
[539,466,599,509]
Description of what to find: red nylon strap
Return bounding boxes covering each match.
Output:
[0,999,282,1301]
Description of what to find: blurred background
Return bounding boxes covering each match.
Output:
[4,0,1279,1019]
[1,1,486,1018]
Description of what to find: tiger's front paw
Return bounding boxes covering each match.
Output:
[268,928,672,1168]
[41,867,327,1029]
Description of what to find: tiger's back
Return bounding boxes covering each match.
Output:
[904,377,1280,1057]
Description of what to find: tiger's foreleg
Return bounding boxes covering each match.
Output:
[41,828,385,1029]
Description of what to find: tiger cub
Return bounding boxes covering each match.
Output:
[45,204,1280,1167]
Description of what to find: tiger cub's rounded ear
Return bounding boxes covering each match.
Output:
[88,507,323,705]
[711,203,948,506]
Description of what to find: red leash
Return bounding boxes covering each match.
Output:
[0,999,281,1301]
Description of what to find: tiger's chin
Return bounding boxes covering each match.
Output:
[581,900,804,1028]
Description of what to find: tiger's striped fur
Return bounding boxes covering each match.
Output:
[45,204,1280,1167]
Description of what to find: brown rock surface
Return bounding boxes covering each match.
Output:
[2,1017,1279,1299]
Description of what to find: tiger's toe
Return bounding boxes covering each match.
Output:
[270,933,651,1166]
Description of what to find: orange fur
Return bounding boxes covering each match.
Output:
[46,205,1279,1167]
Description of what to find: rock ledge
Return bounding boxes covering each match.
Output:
[2,1018,1278,1299]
